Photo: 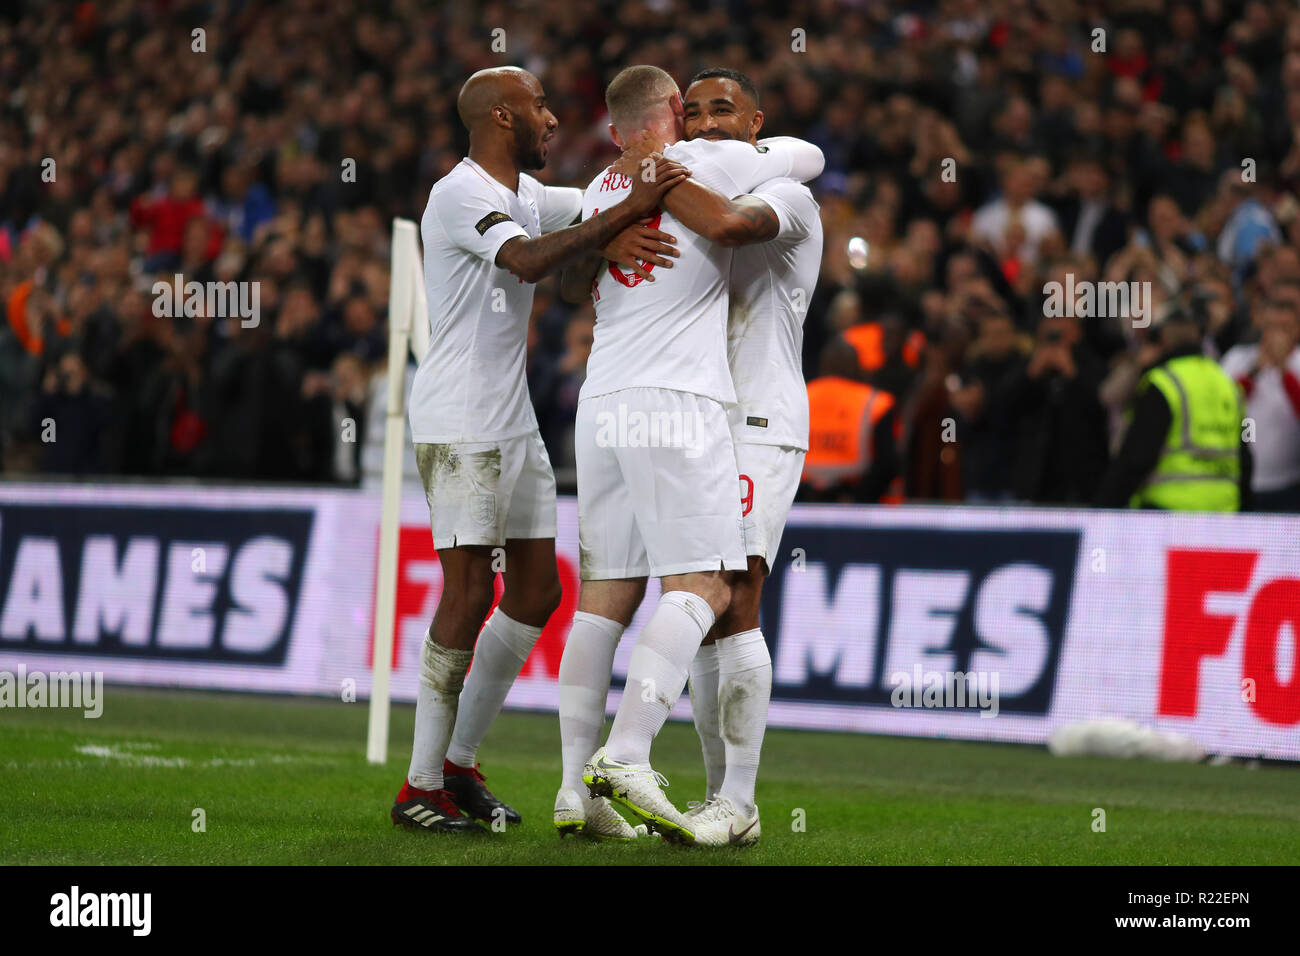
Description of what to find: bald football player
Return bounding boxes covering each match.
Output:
[392,66,688,834]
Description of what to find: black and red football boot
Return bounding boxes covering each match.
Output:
[442,760,522,826]
[391,778,486,833]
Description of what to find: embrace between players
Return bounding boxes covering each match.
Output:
[391,62,824,848]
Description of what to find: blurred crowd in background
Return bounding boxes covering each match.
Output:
[3,0,1300,509]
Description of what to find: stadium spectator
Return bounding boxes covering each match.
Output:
[1164,114,1221,220]
[970,157,1062,268]
[1221,299,1300,511]
[205,318,312,481]
[130,166,206,272]
[209,163,278,245]
[1,0,1299,515]
[903,317,969,502]
[1216,172,1282,287]
[33,352,111,475]
[304,352,370,484]
[327,293,386,364]
[1202,273,1249,357]
[0,282,45,459]
[954,311,1028,503]
[131,317,213,477]
[1051,154,1129,271]
[1006,312,1110,505]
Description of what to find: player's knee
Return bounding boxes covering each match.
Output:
[526,573,563,620]
[444,569,496,624]
[539,573,563,617]
[715,564,763,635]
[469,577,498,621]
[502,569,561,624]
[700,575,732,620]
[669,571,732,620]
[731,580,762,629]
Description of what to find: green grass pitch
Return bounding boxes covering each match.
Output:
[3,687,1298,865]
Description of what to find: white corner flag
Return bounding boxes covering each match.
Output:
[366,218,428,764]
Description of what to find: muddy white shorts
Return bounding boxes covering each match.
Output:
[415,429,557,550]
[734,441,805,569]
[575,387,747,580]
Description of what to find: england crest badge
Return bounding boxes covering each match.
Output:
[471,494,496,526]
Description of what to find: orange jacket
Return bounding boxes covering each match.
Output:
[6,280,70,355]
[842,322,925,372]
[803,377,895,489]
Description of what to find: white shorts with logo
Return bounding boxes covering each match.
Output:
[415,430,557,550]
[576,387,747,580]
[735,441,805,569]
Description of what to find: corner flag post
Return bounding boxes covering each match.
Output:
[367,218,426,764]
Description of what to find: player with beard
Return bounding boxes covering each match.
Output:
[392,66,687,834]
[673,68,823,846]
[551,65,823,845]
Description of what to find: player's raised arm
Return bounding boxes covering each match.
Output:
[495,156,689,282]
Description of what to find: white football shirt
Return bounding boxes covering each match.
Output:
[579,137,824,405]
[1220,344,1300,491]
[409,157,582,443]
[727,177,823,450]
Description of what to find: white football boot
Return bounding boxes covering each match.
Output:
[553,787,643,841]
[583,747,695,845]
[688,796,761,848]
[683,795,718,821]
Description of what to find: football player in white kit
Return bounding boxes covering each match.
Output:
[673,69,824,848]
[550,65,824,844]
[392,66,688,834]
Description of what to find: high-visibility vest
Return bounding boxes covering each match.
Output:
[1130,355,1244,511]
[803,377,895,489]
[842,322,925,372]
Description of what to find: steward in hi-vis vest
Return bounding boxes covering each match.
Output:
[800,337,900,502]
[1096,306,1251,511]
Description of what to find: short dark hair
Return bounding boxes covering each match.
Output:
[688,68,759,107]
[606,64,680,133]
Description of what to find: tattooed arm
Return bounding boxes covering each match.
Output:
[559,221,681,304]
[657,180,779,247]
[559,250,604,305]
[496,156,690,282]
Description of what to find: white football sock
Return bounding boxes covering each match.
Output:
[688,642,725,799]
[445,608,542,769]
[557,611,625,791]
[716,628,771,817]
[606,590,715,766]
[407,632,474,790]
